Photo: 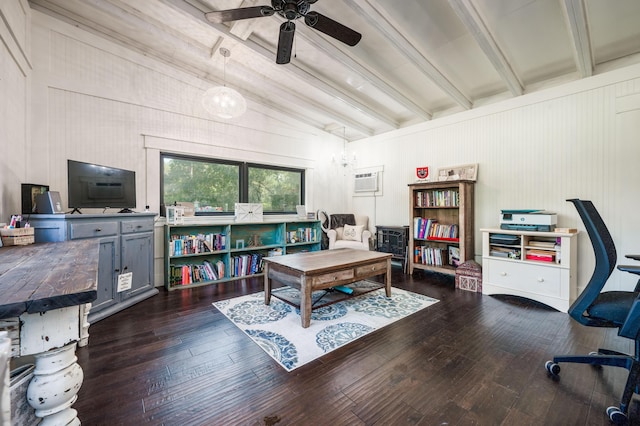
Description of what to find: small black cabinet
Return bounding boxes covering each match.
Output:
[376,226,409,267]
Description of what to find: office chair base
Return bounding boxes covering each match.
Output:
[606,406,627,425]
[545,353,639,425]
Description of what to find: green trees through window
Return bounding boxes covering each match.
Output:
[161,154,304,215]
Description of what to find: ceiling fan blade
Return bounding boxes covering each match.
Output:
[276,21,296,64]
[304,12,362,46]
[205,6,275,24]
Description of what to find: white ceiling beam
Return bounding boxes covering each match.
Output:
[241,78,376,137]
[448,0,524,96]
[294,23,433,121]
[166,0,399,129]
[31,0,374,136]
[31,0,212,62]
[347,0,472,110]
[561,0,593,78]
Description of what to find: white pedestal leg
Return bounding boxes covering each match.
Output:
[26,343,83,425]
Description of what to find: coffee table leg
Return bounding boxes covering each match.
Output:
[385,259,392,297]
[300,275,311,328]
[264,263,271,305]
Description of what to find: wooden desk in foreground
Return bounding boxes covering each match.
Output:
[0,239,98,425]
[263,249,392,328]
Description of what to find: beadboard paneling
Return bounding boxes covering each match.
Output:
[350,72,640,292]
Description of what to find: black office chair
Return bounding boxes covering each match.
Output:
[544,199,640,424]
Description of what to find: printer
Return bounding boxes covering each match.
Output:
[500,209,557,232]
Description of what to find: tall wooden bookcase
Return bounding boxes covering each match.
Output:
[408,180,475,275]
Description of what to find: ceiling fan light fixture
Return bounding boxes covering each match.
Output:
[201,47,247,119]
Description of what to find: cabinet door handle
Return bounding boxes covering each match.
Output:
[537,277,544,282]
[95,228,102,232]
[500,272,507,276]
[136,225,142,229]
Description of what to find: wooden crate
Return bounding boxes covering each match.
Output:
[0,228,35,246]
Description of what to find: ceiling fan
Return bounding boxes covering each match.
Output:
[205,0,362,64]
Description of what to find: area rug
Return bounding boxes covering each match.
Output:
[212,281,439,371]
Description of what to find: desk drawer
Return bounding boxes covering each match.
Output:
[69,221,118,240]
[311,269,354,286]
[486,259,562,297]
[121,219,154,234]
[355,261,388,277]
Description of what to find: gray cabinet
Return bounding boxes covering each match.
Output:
[28,213,158,322]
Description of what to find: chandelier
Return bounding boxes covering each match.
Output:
[332,127,356,168]
[201,48,247,119]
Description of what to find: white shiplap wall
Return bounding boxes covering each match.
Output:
[27,11,347,286]
[351,65,640,292]
[0,0,31,221]
[21,10,640,295]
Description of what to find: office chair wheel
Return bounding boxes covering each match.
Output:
[545,360,560,376]
[606,406,627,425]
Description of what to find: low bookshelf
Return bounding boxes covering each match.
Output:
[164,219,321,290]
[481,228,578,312]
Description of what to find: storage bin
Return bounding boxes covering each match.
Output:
[0,228,35,246]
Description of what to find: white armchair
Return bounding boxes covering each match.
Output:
[327,214,372,250]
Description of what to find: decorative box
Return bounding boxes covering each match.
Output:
[455,260,482,292]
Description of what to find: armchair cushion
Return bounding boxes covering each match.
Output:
[343,224,364,241]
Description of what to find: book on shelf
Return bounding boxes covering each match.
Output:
[287,227,318,243]
[414,246,445,266]
[415,189,460,207]
[231,252,264,277]
[169,232,226,256]
[528,240,556,248]
[170,260,226,286]
[525,249,555,262]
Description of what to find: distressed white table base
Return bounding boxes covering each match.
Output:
[27,343,82,425]
[8,306,87,425]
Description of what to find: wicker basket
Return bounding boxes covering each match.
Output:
[0,228,35,246]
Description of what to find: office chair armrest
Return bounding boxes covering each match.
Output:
[625,254,640,261]
[619,294,640,339]
[617,264,640,276]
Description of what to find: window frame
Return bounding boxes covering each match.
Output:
[160,153,305,216]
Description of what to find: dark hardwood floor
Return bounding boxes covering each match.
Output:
[74,269,640,425]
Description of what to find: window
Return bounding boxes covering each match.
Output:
[161,153,304,215]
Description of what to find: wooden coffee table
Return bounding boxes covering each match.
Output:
[263,248,392,328]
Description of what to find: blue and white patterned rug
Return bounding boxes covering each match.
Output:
[213,282,439,372]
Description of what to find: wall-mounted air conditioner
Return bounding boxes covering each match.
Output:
[354,172,378,192]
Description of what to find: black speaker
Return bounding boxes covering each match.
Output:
[35,191,64,214]
[21,184,50,214]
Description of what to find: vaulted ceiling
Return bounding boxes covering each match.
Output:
[29,0,640,141]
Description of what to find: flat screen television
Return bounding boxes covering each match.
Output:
[67,160,136,213]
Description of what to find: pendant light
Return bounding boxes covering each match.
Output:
[201,48,247,119]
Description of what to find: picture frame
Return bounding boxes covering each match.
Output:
[166,205,184,225]
[448,245,461,267]
[234,203,263,223]
[296,205,307,219]
[437,163,478,182]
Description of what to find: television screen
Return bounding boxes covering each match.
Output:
[68,160,136,211]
